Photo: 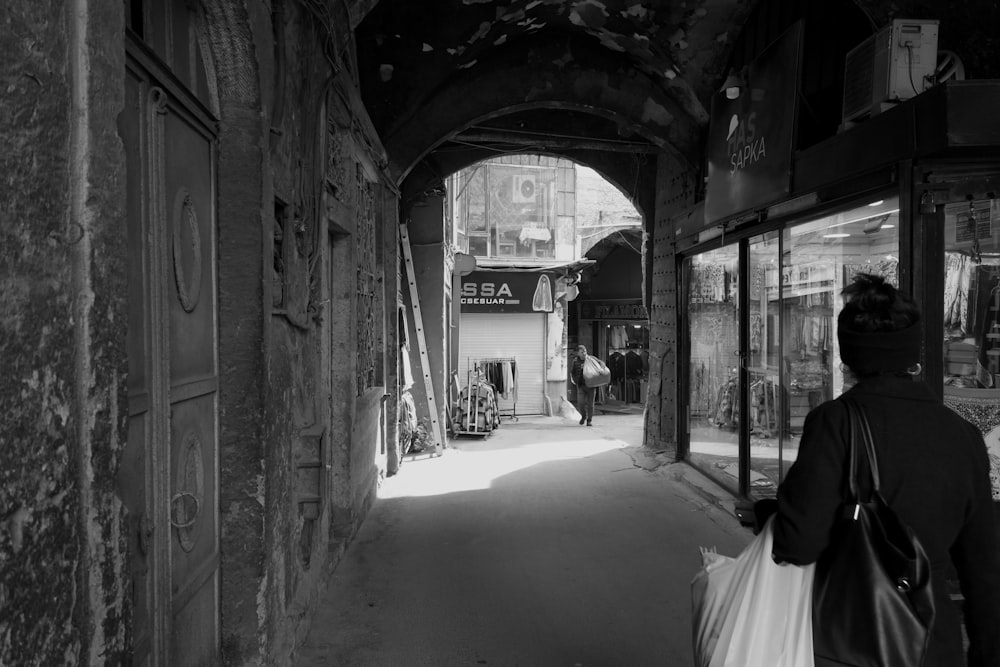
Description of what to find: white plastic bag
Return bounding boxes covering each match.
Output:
[557,396,582,422]
[691,517,815,667]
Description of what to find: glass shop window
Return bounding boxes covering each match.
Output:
[943,199,1000,391]
[941,196,1000,503]
[685,197,899,497]
[775,197,900,483]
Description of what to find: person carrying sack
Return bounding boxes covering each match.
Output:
[570,344,608,426]
[756,274,1000,666]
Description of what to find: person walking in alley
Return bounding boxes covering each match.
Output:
[571,345,595,426]
[757,274,1000,666]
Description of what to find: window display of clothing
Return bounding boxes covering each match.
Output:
[609,325,630,349]
[605,348,646,403]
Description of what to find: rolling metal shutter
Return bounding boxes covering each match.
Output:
[458,313,546,415]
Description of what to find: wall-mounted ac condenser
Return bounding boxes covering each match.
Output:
[842,19,939,125]
[511,175,537,203]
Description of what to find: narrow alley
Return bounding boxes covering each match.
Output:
[295,415,750,667]
[7,1,1000,664]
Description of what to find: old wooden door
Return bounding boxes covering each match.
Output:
[121,11,220,665]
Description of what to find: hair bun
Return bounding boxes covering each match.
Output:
[849,273,895,313]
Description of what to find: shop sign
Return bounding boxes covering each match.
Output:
[704,21,803,225]
[460,270,555,313]
[949,200,995,243]
[580,301,648,320]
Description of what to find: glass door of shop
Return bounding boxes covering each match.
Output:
[684,196,901,498]
[747,232,782,497]
[685,244,744,496]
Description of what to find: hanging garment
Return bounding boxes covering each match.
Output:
[509,361,518,403]
[483,361,504,397]
[975,271,1000,387]
[532,274,553,312]
[502,361,514,401]
[400,343,414,389]
[609,352,626,382]
[610,326,629,349]
[625,350,643,378]
[749,314,762,353]
[492,361,506,397]
[944,252,969,334]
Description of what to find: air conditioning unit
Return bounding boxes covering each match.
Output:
[511,175,537,203]
[842,19,939,125]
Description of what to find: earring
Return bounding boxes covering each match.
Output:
[906,362,922,376]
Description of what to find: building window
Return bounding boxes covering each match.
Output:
[452,162,557,259]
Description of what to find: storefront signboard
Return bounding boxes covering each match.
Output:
[460,270,556,313]
[580,300,648,320]
[704,21,803,225]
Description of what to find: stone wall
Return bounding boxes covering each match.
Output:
[1,0,399,664]
[404,195,448,450]
[0,0,129,663]
[254,3,395,663]
[645,154,697,456]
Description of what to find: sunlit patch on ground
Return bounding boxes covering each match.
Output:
[382,416,637,499]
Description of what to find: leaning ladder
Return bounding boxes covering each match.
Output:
[399,224,443,454]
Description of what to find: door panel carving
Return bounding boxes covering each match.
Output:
[165,108,215,384]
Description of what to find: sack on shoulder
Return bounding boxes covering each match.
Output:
[812,399,934,667]
[582,355,611,387]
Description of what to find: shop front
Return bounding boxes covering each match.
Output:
[575,229,649,408]
[578,300,649,407]
[676,19,1000,511]
[457,269,559,416]
[684,197,900,499]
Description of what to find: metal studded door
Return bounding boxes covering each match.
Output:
[122,39,220,666]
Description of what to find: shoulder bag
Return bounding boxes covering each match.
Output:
[812,399,935,667]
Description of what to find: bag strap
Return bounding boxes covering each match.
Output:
[843,398,881,503]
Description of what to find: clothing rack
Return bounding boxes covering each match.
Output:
[471,357,518,421]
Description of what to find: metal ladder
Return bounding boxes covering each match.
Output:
[399,223,443,454]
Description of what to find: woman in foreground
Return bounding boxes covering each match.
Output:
[760,274,1000,666]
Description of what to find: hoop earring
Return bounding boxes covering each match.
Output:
[906,362,922,376]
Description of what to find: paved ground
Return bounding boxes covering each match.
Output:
[295,414,752,667]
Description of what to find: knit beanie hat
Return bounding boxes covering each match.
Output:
[837,311,921,375]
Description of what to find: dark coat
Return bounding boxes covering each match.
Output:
[570,354,586,387]
[771,375,1000,667]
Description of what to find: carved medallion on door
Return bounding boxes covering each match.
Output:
[172,187,203,313]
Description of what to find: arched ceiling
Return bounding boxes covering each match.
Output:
[355,0,757,185]
[344,0,1000,196]
[584,226,644,264]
